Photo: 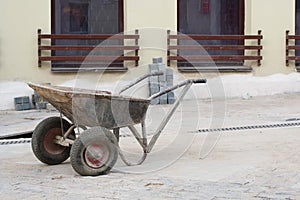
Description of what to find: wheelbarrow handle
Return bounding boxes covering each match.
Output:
[147,78,207,100]
[191,79,207,84]
[119,71,164,94]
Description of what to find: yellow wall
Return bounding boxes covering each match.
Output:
[0,0,80,83]
[125,0,176,75]
[0,0,298,84]
[246,0,296,75]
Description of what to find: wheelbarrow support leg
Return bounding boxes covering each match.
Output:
[146,82,192,153]
[128,125,147,150]
[119,121,148,166]
[113,128,120,143]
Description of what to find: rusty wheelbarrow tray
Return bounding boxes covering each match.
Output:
[28,72,206,176]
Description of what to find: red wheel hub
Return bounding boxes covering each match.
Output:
[84,144,109,168]
[43,128,65,155]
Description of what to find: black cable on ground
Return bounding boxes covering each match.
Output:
[196,122,300,133]
[0,139,31,145]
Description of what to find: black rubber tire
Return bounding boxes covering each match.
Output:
[70,127,118,176]
[31,117,75,165]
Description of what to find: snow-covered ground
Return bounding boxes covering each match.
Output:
[0,82,34,110]
[1,73,300,110]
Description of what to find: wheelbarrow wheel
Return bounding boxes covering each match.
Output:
[70,127,118,176]
[31,117,75,165]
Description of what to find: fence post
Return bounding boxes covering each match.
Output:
[257,30,262,66]
[286,30,290,67]
[167,30,171,66]
[135,29,139,67]
[38,29,42,67]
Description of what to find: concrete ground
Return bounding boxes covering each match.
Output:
[0,93,299,199]
[0,109,58,139]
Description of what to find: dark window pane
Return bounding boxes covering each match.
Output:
[178,0,244,66]
[55,0,120,34]
[179,0,242,35]
[69,3,88,33]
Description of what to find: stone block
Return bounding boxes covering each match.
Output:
[36,102,47,110]
[166,68,173,76]
[158,63,166,72]
[159,95,168,104]
[14,96,30,104]
[166,74,173,80]
[151,98,160,105]
[149,75,158,84]
[167,92,176,104]
[166,75,174,87]
[149,81,160,95]
[167,91,175,98]
[159,81,166,87]
[148,64,159,72]
[152,57,163,64]
[166,74,173,81]
[32,91,48,110]
[166,81,173,87]
[168,97,176,104]
[15,103,31,111]
[149,86,159,96]
[14,96,32,111]
[159,86,168,104]
[158,64,166,80]
[158,75,166,82]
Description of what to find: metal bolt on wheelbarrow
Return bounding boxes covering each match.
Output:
[28,72,206,176]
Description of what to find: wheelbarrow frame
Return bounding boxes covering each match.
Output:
[28,72,206,175]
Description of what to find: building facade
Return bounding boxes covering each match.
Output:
[0,0,298,84]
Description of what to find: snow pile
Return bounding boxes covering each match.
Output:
[0,73,300,110]
[221,73,300,98]
[186,73,300,100]
[0,82,33,110]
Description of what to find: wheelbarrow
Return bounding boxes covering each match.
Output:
[28,72,206,176]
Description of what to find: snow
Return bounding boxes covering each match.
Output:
[221,73,300,98]
[1,73,300,110]
[0,82,34,110]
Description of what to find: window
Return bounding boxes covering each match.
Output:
[51,0,124,70]
[177,0,245,67]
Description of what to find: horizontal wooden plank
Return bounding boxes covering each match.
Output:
[287,35,300,40]
[40,56,139,61]
[168,34,262,40]
[51,66,128,72]
[39,34,139,40]
[287,56,300,61]
[168,55,262,61]
[39,45,139,51]
[177,66,253,72]
[286,45,300,50]
[168,45,262,50]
